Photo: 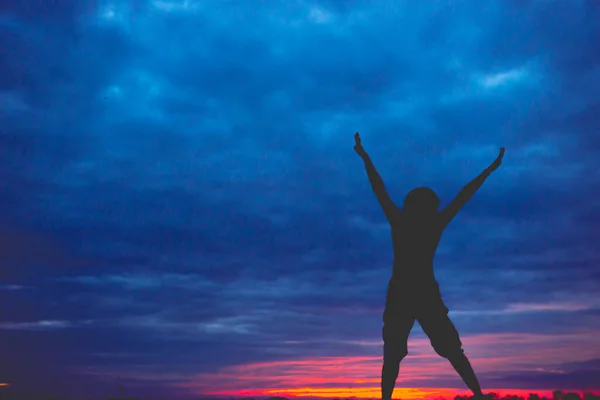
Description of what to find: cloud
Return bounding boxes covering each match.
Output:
[487,358,600,390]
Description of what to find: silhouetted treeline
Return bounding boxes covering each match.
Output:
[213,393,600,400]
[455,391,599,400]
[8,390,595,400]
[256,393,600,400]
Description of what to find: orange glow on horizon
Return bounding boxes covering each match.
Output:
[0,383,9,387]
[207,387,571,400]
[209,386,465,399]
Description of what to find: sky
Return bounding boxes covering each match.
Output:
[1,0,600,399]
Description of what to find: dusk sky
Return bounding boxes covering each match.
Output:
[1,1,600,399]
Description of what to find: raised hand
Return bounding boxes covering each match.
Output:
[488,147,505,172]
[440,147,506,227]
[354,132,366,157]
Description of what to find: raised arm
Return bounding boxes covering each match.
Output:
[354,132,400,221]
[438,147,505,228]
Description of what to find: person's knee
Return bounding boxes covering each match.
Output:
[383,344,408,364]
[433,343,464,360]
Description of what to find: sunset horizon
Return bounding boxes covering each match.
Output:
[3,384,600,400]
[203,390,599,399]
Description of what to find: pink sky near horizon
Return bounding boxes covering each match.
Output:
[38,330,598,399]
[164,332,600,399]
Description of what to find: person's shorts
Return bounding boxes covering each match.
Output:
[382,281,463,359]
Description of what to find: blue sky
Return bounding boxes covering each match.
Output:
[1,1,599,399]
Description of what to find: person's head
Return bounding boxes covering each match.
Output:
[402,187,440,218]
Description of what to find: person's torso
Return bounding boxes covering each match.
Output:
[389,215,444,283]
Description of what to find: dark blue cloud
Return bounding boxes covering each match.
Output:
[487,358,600,390]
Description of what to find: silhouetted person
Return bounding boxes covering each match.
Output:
[353,132,505,400]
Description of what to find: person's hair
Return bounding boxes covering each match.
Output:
[402,187,440,216]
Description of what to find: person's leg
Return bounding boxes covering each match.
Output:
[417,298,483,397]
[446,351,483,397]
[381,299,415,400]
[381,343,406,400]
